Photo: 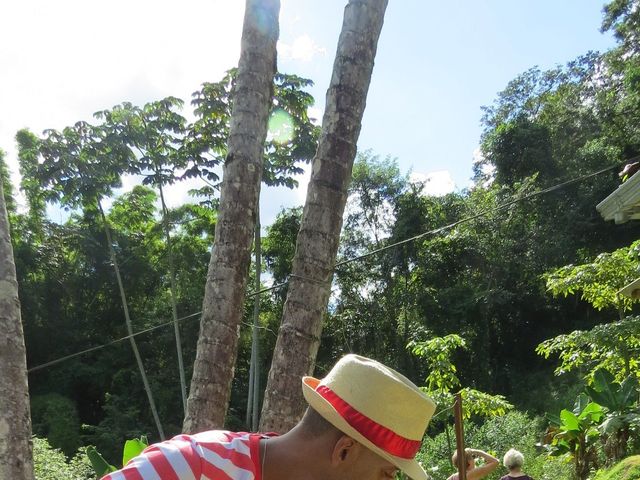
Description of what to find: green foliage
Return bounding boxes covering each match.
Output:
[536,316,640,381]
[16,128,46,219]
[122,436,148,466]
[593,455,640,480]
[585,369,640,463]
[94,98,190,228]
[602,0,640,55]
[586,369,639,414]
[86,446,116,477]
[15,1,640,465]
[420,411,571,480]
[0,148,17,215]
[410,334,513,419]
[345,152,407,246]
[409,334,466,391]
[544,240,640,315]
[85,435,148,477]
[262,206,302,285]
[469,412,569,480]
[483,115,556,185]
[31,393,81,457]
[547,394,604,479]
[538,240,640,386]
[187,69,319,197]
[33,437,93,480]
[38,120,130,208]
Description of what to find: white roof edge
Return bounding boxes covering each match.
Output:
[619,277,640,299]
[597,169,640,223]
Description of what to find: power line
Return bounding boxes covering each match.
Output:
[27,312,201,373]
[27,160,626,373]
[335,160,627,269]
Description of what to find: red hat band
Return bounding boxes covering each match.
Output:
[315,385,421,459]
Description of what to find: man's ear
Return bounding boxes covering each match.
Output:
[330,435,359,466]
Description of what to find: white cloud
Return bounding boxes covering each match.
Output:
[471,147,495,188]
[278,34,326,62]
[259,160,311,228]
[409,170,456,196]
[307,106,323,125]
[294,161,313,205]
[472,147,484,166]
[0,0,244,206]
[163,178,204,209]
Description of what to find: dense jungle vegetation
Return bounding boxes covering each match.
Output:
[5,1,640,478]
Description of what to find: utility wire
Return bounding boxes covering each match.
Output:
[27,160,626,374]
[335,160,628,269]
[28,311,201,373]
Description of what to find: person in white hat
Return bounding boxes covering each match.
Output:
[101,354,436,480]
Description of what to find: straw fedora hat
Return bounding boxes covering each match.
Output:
[302,354,436,480]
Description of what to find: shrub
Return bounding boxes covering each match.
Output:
[418,410,573,480]
[593,455,640,480]
[31,393,81,457]
[527,453,575,480]
[33,437,93,480]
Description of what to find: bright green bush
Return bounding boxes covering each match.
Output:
[526,453,574,480]
[418,411,573,480]
[593,455,640,480]
[33,437,94,480]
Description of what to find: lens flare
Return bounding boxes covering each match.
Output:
[268,108,294,144]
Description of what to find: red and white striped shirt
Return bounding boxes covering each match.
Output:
[102,430,272,480]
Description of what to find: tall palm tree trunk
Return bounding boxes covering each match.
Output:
[0,180,34,480]
[260,0,388,433]
[183,0,280,433]
[0,177,33,480]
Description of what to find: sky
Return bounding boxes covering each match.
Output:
[0,0,617,227]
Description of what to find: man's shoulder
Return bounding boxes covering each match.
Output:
[187,430,252,442]
[183,430,255,453]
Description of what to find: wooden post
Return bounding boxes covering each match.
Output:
[453,393,467,480]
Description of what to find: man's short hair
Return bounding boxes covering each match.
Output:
[299,407,341,437]
[503,449,524,470]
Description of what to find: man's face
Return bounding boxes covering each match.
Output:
[335,439,399,480]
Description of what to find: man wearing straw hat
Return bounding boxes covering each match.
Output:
[102,354,436,480]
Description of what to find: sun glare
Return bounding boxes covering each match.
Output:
[268,108,294,144]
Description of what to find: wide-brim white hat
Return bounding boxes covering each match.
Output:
[302,354,436,480]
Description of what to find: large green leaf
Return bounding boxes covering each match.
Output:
[578,402,603,422]
[585,385,613,410]
[546,411,562,426]
[619,375,639,408]
[600,415,624,434]
[122,437,148,466]
[593,368,616,389]
[586,369,639,412]
[86,446,116,477]
[589,369,619,409]
[560,409,580,431]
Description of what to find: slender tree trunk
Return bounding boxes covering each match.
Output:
[158,182,188,417]
[246,341,255,428]
[251,210,262,431]
[246,211,261,431]
[260,0,388,433]
[183,0,280,433]
[0,179,34,479]
[98,202,165,440]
